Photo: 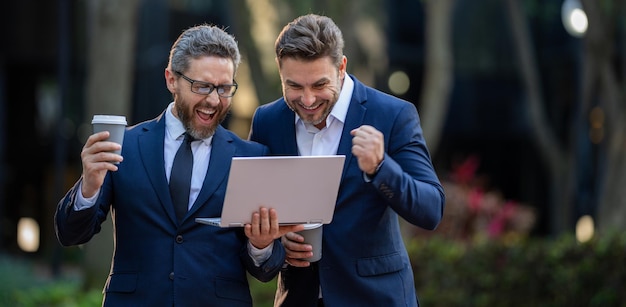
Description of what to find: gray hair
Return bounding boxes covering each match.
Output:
[275,14,345,68]
[168,24,241,75]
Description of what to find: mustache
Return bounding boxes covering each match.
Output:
[290,98,326,109]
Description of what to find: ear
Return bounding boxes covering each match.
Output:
[165,68,177,94]
[338,56,348,79]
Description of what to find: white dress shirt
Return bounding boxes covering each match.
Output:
[295,75,353,156]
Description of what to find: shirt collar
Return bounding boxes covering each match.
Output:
[166,102,213,145]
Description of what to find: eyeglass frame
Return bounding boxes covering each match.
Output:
[174,71,238,98]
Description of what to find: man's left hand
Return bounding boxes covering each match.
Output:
[245,207,303,249]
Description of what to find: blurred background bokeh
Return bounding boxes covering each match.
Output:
[1,0,625,306]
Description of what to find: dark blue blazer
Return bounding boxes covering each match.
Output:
[250,76,445,306]
[55,111,285,306]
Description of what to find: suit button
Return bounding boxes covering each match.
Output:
[169,272,175,280]
[176,235,184,243]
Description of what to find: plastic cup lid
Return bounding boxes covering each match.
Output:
[92,115,127,125]
[302,223,323,230]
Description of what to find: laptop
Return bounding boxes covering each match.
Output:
[195,155,345,227]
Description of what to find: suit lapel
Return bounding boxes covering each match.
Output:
[274,102,299,156]
[186,126,234,219]
[137,112,179,225]
[337,76,367,175]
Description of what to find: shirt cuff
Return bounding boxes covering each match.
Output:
[363,159,384,182]
[73,182,100,211]
[248,241,274,267]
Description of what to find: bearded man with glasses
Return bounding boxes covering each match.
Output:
[55,24,302,306]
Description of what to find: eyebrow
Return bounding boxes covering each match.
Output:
[285,77,330,87]
[192,80,212,86]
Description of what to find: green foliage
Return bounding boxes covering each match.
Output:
[409,232,626,307]
[250,232,626,306]
[12,282,102,307]
[249,274,278,307]
[0,255,101,307]
[6,231,625,307]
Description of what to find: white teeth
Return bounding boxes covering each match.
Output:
[198,109,216,115]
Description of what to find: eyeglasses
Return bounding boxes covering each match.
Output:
[174,71,238,98]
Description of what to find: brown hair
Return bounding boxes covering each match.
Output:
[275,14,344,68]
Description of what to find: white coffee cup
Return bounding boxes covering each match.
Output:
[92,115,127,164]
[297,223,323,262]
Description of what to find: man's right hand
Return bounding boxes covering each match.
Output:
[282,231,314,267]
[80,131,123,198]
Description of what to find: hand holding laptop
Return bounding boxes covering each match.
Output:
[195,156,344,227]
[245,207,305,249]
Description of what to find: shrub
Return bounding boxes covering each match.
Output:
[0,254,101,307]
[409,231,626,307]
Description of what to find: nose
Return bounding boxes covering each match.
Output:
[301,88,316,106]
[204,90,220,105]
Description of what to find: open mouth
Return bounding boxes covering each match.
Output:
[196,108,216,122]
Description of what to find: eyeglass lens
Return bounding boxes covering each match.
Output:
[192,83,236,96]
[176,71,237,97]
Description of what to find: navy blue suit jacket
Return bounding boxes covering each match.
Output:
[55,111,285,306]
[250,76,445,306]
